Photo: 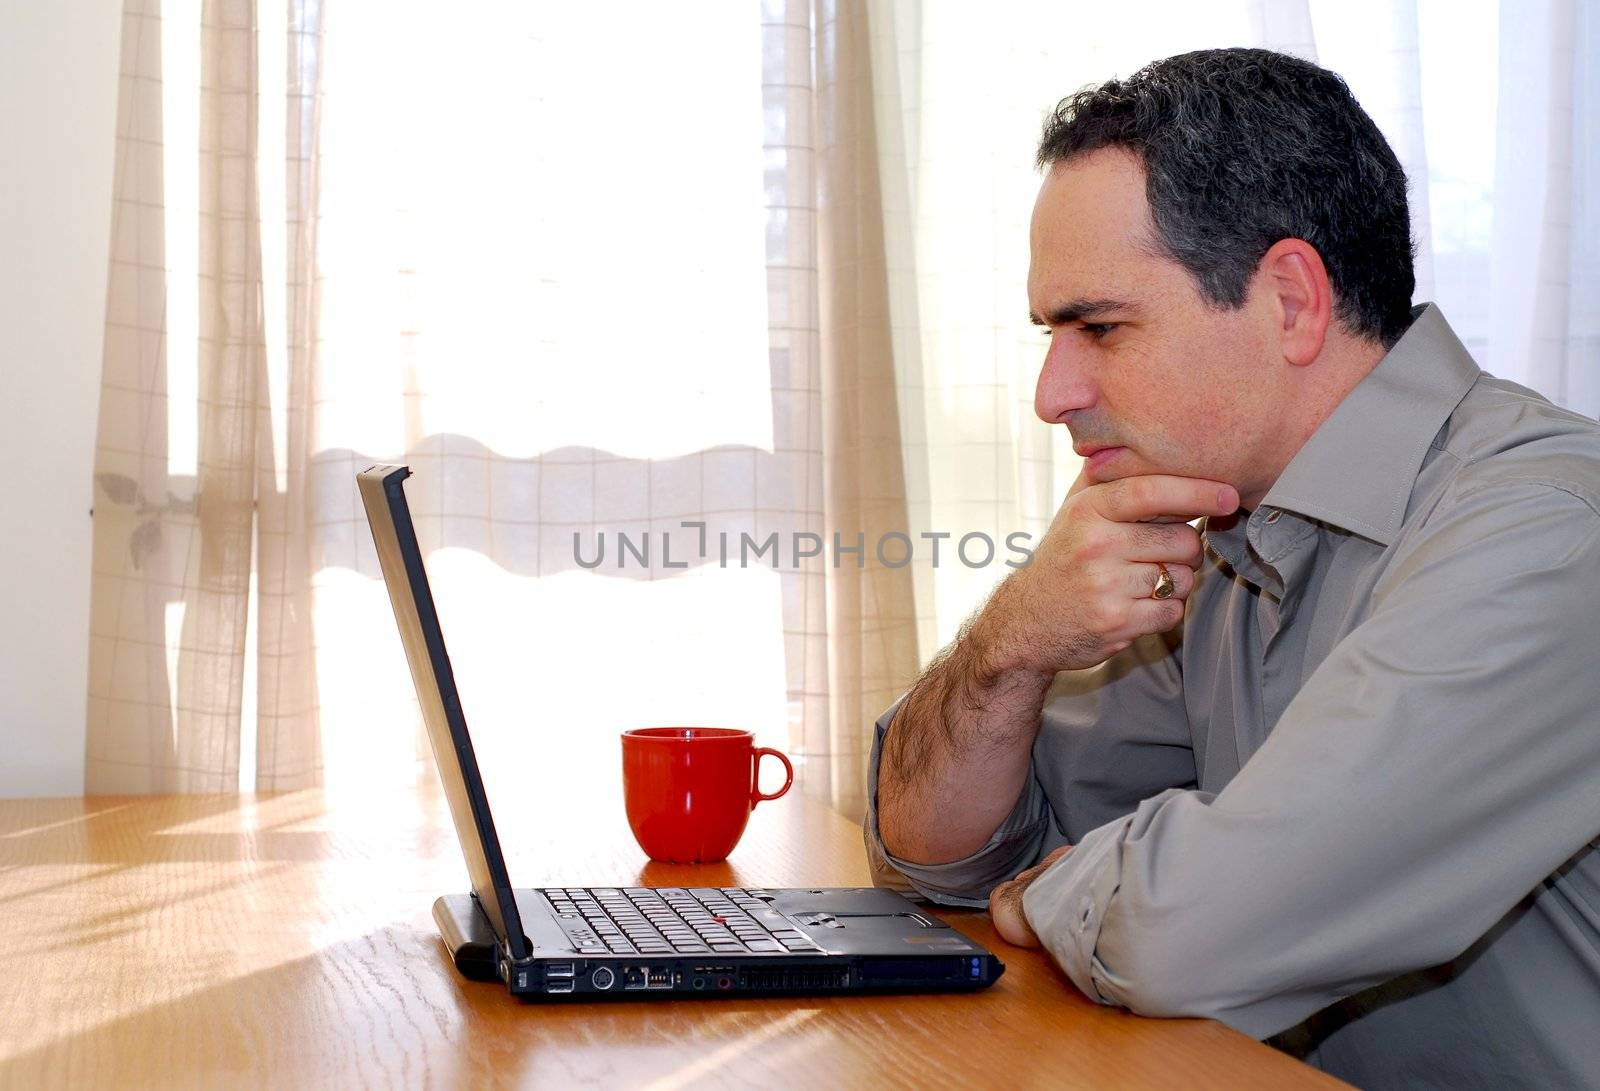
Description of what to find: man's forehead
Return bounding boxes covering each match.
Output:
[1028,148,1160,304]
[1031,148,1152,236]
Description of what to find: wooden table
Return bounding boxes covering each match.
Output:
[0,781,1344,1089]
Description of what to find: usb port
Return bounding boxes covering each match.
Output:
[546,979,575,994]
[546,963,575,978]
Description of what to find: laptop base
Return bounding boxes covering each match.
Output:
[433,887,1004,1000]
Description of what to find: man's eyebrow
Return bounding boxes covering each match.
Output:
[1027,298,1140,326]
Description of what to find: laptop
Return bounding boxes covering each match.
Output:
[357,464,1005,1000]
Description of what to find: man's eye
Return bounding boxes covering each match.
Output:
[1036,322,1118,340]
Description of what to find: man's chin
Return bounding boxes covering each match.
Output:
[1084,452,1213,485]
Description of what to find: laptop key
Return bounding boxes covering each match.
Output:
[746,940,783,952]
[710,943,745,953]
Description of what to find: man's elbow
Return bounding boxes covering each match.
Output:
[874,789,921,863]
[877,784,990,865]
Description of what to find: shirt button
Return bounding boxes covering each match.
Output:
[1077,896,1093,932]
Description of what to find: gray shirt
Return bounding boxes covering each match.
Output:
[864,305,1600,1089]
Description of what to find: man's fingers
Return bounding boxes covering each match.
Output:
[1013,845,1073,883]
[988,880,1039,947]
[1125,561,1194,602]
[1127,595,1188,636]
[1123,522,1204,565]
[1092,476,1239,524]
[987,845,1074,947]
[1010,857,1055,887]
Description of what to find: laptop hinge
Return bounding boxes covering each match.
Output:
[432,893,505,982]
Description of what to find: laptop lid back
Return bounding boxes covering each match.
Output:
[357,464,530,961]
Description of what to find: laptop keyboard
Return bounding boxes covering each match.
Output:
[542,887,822,957]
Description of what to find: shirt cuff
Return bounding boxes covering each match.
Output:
[862,695,1052,907]
[1021,787,1189,1005]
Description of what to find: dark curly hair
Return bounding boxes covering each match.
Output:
[1037,48,1415,346]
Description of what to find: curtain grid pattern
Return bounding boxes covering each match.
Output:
[85,0,1597,824]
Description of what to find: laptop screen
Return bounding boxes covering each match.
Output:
[356,464,529,961]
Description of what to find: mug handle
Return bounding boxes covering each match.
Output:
[751,747,794,805]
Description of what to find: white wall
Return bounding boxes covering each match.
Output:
[0,0,124,797]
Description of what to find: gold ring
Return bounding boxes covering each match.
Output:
[1152,563,1175,600]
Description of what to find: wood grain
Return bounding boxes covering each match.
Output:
[0,783,1346,1089]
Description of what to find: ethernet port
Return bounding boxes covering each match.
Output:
[622,965,676,991]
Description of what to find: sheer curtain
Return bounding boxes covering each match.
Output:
[86,0,1596,817]
[88,0,321,792]
[87,0,868,810]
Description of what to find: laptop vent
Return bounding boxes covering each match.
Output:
[741,967,852,992]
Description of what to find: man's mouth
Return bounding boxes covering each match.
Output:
[1075,444,1128,477]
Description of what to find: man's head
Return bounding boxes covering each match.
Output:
[1028,48,1414,505]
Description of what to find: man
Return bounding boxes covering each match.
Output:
[866,47,1600,1088]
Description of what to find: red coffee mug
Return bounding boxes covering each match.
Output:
[620,728,793,863]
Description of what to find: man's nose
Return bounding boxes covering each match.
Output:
[1034,333,1096,424]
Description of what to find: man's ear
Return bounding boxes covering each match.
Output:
[1258,238,1331,367]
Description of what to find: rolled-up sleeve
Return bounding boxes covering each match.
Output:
[1023,482,1600,1039]
[863,695,1053,906]
[864,627,1194,905]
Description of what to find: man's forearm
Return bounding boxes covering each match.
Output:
[877,619,1053,865]
[876,473,1231,867]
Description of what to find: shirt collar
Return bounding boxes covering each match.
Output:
[1256,303,1481,547]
